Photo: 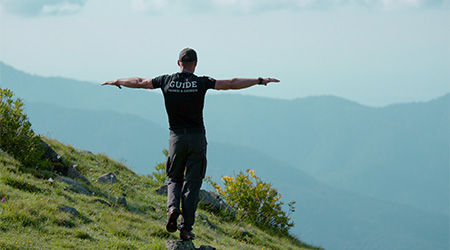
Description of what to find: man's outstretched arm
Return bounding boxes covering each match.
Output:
[101,77,154,89]
[214,77,279,90]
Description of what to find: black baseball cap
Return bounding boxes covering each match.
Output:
[179,48,197,62]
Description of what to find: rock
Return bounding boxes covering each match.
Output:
[198,190,220,211]
[165,240,216,250]
[91,198,112,207]
[57,206,79,217]
[56,176,90,195]
[155,185,168,195]
[66,165,92,185]
[40,139,91,185]
[238,227,256,238]
[165,240,195,250]
[40,139,65,163]
[115,196,127,206]
[198,246,216,250]
[240,230,253,237]
[79,149,92,154]
[198,190,235,218]
[97,172,118,184]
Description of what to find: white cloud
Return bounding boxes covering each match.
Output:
[1,0,447,17]
[41,2,84,15]
[127,0,448,13]
[0,0,87,17]
[380,0,421,9]
[131,0,165,12]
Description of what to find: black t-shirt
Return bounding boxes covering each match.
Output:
[152,72,216,130]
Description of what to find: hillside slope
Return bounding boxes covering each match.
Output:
[0,137,318,250]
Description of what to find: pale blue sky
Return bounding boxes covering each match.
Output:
[0,0,448,106]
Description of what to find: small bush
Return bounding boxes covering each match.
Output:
[0,88,44,168]
[210,169,296,234]
[151,149,168,185]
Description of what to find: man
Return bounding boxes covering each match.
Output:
[102,48,279,240]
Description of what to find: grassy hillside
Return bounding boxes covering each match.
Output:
[0,137,319,250]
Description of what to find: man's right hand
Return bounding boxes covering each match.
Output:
[102,80,122,89]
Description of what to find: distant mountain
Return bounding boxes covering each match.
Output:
[23,102,168,173]
[204,93,449,216]
[0,61,168,127]
[1,61,449,250]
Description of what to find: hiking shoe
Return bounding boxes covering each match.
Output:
[165,207,180,233]
[180,228,196,240]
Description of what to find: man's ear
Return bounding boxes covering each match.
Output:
[177,60,181,66]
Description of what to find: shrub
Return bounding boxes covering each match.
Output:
[210,169,296,233]
[0,88,44,167]
[151,149,168,185]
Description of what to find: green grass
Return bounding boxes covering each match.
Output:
[0,137,321,250]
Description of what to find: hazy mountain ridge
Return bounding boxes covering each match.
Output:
[23,101,168,173]
[0,62,167,126]
[203,93,449,215]
[1,61,449,250]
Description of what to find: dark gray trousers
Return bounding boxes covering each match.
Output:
[166,130,207,232]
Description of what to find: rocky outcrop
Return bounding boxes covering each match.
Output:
[97,172,118,184]
[40,139,91,185]
[198,190,235,218]
[115,196,127,206]
[165,240,195,250]
[155,184,168,195]
[57,206,79,217]
[91,198,112,207]
[197,246,216,250]
[165,240,216,250]
[56,176,90,195]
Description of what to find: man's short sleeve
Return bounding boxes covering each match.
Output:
[202,76,216,90]
[152,75,167,89]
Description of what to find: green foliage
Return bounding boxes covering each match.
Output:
[1,175,43,194]
[74,230,94,241]
[151,149,168,184]
[210,169,296,234]
[0,88,44,168]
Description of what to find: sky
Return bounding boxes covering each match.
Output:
[0,0,449,106]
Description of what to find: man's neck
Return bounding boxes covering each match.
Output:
[180,67,195,74]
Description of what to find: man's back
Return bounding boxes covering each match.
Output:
[152,71,216,130]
